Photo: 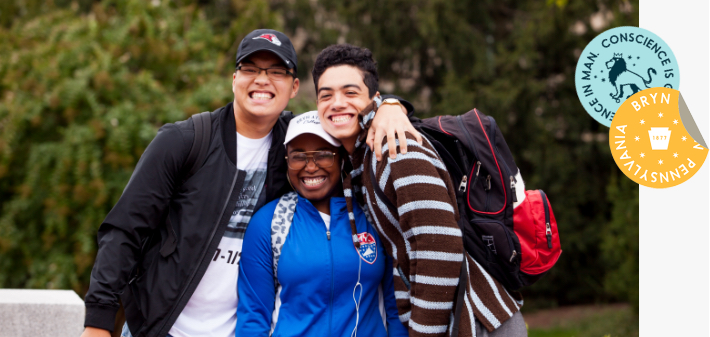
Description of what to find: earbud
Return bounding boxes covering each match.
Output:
[351,256,363,337]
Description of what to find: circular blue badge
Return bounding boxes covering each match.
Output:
[574,26,680,127]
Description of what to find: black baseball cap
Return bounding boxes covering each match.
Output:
[235,29,297,73]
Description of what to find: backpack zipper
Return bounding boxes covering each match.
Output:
[470,161,482,193]
[509,250,518,263]
[455,140,469,193]
[459,176,468,193]
[539,190,552,249]
[484,175,492,211]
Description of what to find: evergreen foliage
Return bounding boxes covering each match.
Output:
[0,0,638,310]
[0,0,277,294]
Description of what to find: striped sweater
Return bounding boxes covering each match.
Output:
[343,101,522,336]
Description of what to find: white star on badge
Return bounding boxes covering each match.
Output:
[682,136,687,141]
[658,112,663,118]
[640,119,645,125]
[673,152,678,158]
[634,136,640,141]
[658,159,663,165]
[640,152,645,158]
[673,119,679,125]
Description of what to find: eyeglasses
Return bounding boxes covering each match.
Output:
[236,65,295,80]
[285,151,337,170]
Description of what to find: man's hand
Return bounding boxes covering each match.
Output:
[368,103,422,161]
[80,327,112,337]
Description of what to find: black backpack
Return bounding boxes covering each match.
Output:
[371,108,562,336]
[371,108,561,290]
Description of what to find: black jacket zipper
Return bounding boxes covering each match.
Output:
[156,155,241,336]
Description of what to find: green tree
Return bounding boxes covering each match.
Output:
[603,171,639,311]
[0,0,277,294]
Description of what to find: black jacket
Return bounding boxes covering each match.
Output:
[84,103,292,336]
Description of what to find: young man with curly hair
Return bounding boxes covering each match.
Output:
[314,44,527,337]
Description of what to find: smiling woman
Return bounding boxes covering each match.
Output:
[285,133,342,212]
[236,111,408,337]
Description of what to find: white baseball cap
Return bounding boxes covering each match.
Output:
[284,110,341,147]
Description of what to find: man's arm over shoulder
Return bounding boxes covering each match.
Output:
[83,123,192,332]
[379,133,462,337]
[368,95,422,160]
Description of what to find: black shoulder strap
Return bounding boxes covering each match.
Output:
[450,263,468,336]
[280,110,294,121]
[160,111,212,257]
[186,111,213,177]
[369,162,396,212]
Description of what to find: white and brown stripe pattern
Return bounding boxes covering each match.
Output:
[343,102,521,336]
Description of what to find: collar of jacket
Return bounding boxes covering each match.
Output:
[296,194,349,215]
[219,102,289,166]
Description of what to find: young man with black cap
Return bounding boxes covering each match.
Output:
[80,29,417,337]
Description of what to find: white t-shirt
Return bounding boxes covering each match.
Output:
[319,211,331,230]
[170,131,272,337]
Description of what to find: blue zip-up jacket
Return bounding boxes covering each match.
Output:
[236,195,408,337]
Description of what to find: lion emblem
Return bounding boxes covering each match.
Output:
[606,54,657,103]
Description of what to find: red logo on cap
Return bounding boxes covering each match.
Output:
[253,33,282,46]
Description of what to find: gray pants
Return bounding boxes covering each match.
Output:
[476,311,527,336]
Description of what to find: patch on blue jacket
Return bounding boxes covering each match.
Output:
[356,232,377,264]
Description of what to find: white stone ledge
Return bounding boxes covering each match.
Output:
[0,289,84,337]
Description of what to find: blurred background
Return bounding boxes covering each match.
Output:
[0,0,638,336]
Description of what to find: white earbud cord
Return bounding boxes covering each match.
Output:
[351,257,363,337]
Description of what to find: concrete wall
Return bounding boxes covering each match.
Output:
[0,289,84,337]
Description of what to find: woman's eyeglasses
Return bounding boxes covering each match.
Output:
[285,151,337,170]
